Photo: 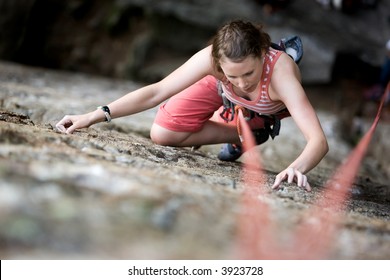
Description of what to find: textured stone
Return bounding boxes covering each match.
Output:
[0,61,389,259]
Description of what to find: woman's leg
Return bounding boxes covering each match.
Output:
[151,76,240,147]
[150,121,240,147]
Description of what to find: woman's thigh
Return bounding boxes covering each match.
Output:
[153,75,222,133]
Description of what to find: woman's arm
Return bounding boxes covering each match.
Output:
[56,46,215,134]
[269,54,329,191]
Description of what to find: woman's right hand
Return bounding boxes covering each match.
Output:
[55,113,93,134]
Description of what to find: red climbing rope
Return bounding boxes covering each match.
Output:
[234,105,252,144]
[235,81,390,259]
[292,80,390,259]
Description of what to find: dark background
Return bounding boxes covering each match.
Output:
[0,0,389,84]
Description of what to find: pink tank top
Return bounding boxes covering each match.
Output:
[220,48,286,115]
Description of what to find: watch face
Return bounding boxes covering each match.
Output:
[98,106,111,122]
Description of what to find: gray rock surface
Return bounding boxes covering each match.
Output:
[0,61,389,259]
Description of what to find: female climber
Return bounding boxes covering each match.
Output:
[56,20,329,191]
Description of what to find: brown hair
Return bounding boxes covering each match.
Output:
[211,20,271,72]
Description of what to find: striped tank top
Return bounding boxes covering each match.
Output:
[220,48,286,115]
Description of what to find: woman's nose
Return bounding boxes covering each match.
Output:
[237,78,247,88]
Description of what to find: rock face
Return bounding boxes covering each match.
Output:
[1,0,389,83]
[0,61,389,259]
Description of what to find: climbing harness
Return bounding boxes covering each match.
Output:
[218,80,289,144]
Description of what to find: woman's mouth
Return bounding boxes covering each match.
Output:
[243,84,254,92]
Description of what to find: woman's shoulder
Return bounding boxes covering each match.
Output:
[269,52,303,101]
[189,45,220,75]
[195,45,226,79]
[273,52,300,78]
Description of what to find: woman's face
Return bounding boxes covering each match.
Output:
[220,55,263,94]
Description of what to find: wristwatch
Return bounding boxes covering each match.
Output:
[97,105,112,122]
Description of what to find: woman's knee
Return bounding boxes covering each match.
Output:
[150,128,169,146]
[150,124,185,146]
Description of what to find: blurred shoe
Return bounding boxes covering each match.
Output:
[217,128,270,161]
[217,143,242,162]
[280,35,303,64]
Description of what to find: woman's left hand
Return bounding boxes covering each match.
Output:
[272,167,311,192]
